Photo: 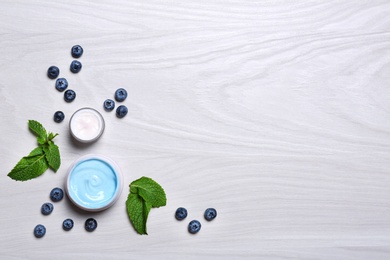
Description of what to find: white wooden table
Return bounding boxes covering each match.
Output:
[1,1,390,259]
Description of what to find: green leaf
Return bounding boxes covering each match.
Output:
[48,132,58,141]
[130,177,167,208]
[37,137,46,145]
[7,120,62,181]
[43,142,61,172]
[7,148,49,181]
[28,146,45,156]
[126,176,167,235]
[126,193,152,235]
[28,120,47,140]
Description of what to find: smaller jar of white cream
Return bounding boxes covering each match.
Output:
[69,107,105,143]
[65,155,123,212]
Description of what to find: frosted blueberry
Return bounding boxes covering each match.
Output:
[85,218,97,232]
[204,208,217,221]
[70,60,82,73]
[53,111,65,123]
[116,105,128,118]
[41,203,54,215]
[64,89,76,102]
[188,220,201,234]
[63,219,74,231]
[34,224,46,238]
[71,45,83,58]
[114,88,127,102]
[47,66,60,79]
[50,187,64,202]
[103,99,115,111]
[55,78,68,92]
[175,207,188,220]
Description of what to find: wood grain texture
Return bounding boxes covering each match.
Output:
[1,0,390,259]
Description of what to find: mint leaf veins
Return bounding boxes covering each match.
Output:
[126,177,167,235]
[28,120,47,145]
[43,142,60,171]
[7,120,61,181]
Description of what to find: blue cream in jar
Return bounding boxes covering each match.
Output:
[66,155,123,211]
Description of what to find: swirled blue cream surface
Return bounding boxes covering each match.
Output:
[68,158,118,209]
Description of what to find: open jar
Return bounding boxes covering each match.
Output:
[69,107,105,143]
[65,155,123,212]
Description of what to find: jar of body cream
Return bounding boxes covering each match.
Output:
[69,107,105,143]
[65,155,123,212]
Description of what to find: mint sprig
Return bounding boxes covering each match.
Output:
[7,120,61,181]
[126,177,167,235]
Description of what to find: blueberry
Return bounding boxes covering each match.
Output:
[85,218,97,232]
[188,220,201,234]
[55,78,68,92]
[50,187,64,202]
[70,60,82,73]
[47,66,60,79]
[116,105,128,118]
[34,224,46,238]
[53,111,65,123]
[41,202,54,215]
[71,45,83,58]
[63,219,74,231]
[175,207,188,220]
[64,89,76,102]
[204,208,217,221]
[115,88,127,102]
[103,99,115,111]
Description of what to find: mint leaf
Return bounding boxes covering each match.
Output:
[7,120,61,181]
[47,132,58,141]
[126,177,167,235]
[126,193,152,235]
[28,146,45,156]
[7,148,48,181]
[28,120,47,140]
[43,142,61,172]
[37,137,46,145]
[130,177,167,207]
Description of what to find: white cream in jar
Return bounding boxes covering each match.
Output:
[69,108,105,143]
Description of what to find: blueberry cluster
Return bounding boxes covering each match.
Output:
[175,207,217,234]
[48,45,129,122]
[103,88,128,118]
[47,45,84,123]
[33,187,98,238]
